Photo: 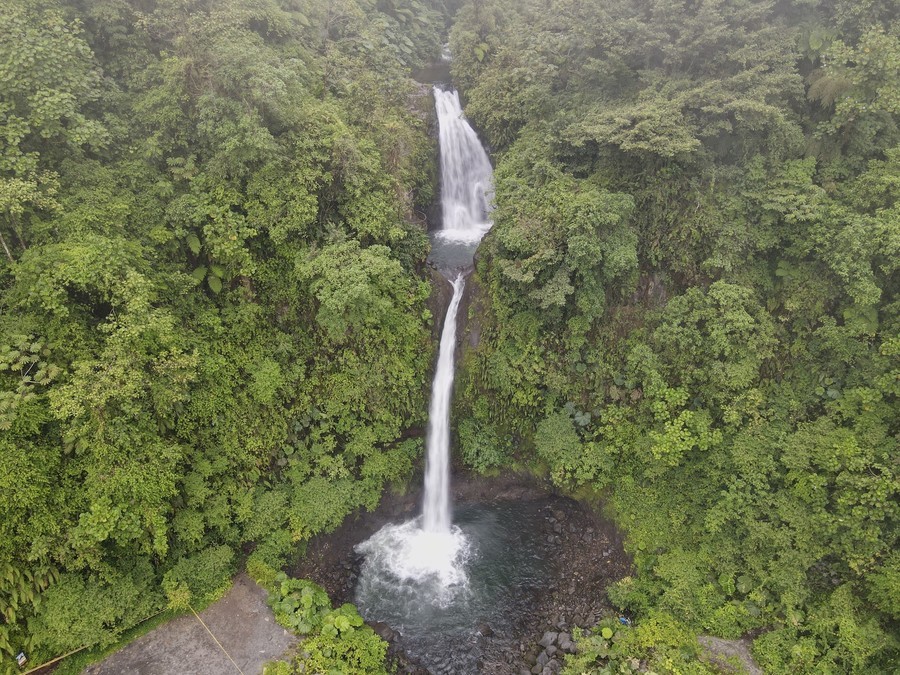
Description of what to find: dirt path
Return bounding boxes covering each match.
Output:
[82,575,296,675]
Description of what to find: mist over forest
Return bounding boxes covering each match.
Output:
[0,1,897,673]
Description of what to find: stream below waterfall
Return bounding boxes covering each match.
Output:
[355,501,548,673]
[292,475,630,675]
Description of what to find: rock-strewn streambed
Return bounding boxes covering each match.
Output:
[291,472,631,674]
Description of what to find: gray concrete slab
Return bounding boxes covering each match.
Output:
[83,575,297,675]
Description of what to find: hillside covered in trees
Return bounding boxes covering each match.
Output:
[0,0,446,669]
[450,0,899,672]
[1,0,898,673]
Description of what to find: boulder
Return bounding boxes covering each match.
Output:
[369,621,396,642]
[476,623,494,638]
[560,639,577,654]
[538,631,558,648]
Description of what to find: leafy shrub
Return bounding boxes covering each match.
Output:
[607,576,652,616]
[262,661,293,675]
[246,555,280,590]
[868,551,900,618]
[458,418,509,472]
[319,604,366,638]
[563,615,714,675]
[161,545,234,610]
[703,602,755,640]
[752,585,895,674]
[534,410,583,486]
[269,573,331,634]
[245,530,295,576]
[263,578,388,674]
[302,621,388,675]
[31,564,162,654]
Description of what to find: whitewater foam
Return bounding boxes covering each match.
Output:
[355,518,472,608]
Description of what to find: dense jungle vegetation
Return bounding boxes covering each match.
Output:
[450,0,899,672]
[1,0,898,673]
[0,0,447,671]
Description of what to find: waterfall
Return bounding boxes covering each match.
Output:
[422,272,465,533]
[420,87,492,532]
[433,87,493,243]
[355,86,493,604]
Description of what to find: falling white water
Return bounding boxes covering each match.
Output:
[354,274,471,603]
[423,272,465,533]
[354,518,471,603]
[355,86,493,600]
[433,87,493,246]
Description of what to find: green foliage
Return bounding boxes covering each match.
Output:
[263,576,388,674]
[298,241,429,347]
[452,1,900,673]
[534,410,583,486]
[262,661,293,675]
[246,556,281,591]
[30,562,162,654]
[2,0,898,673]
[162,546,234,610]
[562,616,714,675]
[319,604,366,639]
[301,622,388,675]
[752,585,896,674]
[0,1,106,176]
[868,551,900,619]
[269,573,332,634]
[0,0,106,266]
[0,0,440,671]
[457,416,509,471]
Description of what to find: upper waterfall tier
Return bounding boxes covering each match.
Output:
[430,87,494,269]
